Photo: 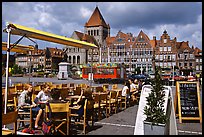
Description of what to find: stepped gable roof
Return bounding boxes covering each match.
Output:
[85,6,109,28]
[74,31,99,46]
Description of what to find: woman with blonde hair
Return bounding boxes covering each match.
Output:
[32,84,51,129]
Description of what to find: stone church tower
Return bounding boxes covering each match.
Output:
[84,6,110,63]
[84,6,110,46]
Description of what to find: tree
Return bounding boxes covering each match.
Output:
[11,64,23,74]
[143,66,167,125]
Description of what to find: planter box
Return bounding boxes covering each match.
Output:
[144,121,167,135]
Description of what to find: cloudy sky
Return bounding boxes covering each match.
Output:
[2,2,202,52]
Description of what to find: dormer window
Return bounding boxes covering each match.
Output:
[164,39,167,43]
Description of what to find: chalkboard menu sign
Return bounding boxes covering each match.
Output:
[175,81,202,123]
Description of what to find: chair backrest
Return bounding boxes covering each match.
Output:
[109,91,117,99]
[62,84,68,88]
[2,110,18,135]
[47,102,69,113]
[74,87,81,95]
[59,88,69,100]
[7,94,17,110]
[56,84,62,89]
[102,84,109,91]
[69,83,75,88]
[112,84,118,90]
[100,94,108,103]
[9,86,16,95]
[15,84,23,92]
[33,85,41,93]
[96,86,103,92]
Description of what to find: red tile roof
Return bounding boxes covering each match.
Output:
[74,31,99,46]
[150,40,157,48]
[46,47,64,57]
[194,47,202,55]
[84,6,109,28]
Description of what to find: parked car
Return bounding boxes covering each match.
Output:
[129,74,148,80]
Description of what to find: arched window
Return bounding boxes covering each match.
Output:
[97,30,99,36]
[69,56,71,63]
[94,30,96,36]
[77,55,80,64]
[73,56,76,64]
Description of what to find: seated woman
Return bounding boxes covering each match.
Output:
[73,88,94,126]
[32,84,52,129]
[18,84,34,108]
[18,84,35,127]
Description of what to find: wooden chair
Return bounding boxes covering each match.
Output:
[61,84,68,88]
[99,93,108,119]
[15,83,23,94]
[74,87,82,95]
[112,84,118,90]
[45,102,70,135]
[8,86,17,95]
[119,88,130,109]
[93,94,101,121]
[95,86,104,92]
[2,110,18,135]
[59,88,69,100]
[69,83,75,88]
[33,85,41,94]
[102,84,109,92]
[7,94,17,112]
[70,99,94,134]
[107,91,118,116]
[17,94,36,130]
[56,84,62,89]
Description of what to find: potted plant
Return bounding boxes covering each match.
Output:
[143,66,168,135]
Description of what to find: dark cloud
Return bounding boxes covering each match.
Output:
[101,2,202,30]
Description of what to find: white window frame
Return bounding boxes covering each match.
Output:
[164,47,167,52]
[159,47,163,52]
[164,39,167,43]
[168,46,171,51]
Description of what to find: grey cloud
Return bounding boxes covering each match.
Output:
[102,2,202,30]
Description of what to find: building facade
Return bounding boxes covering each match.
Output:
[193,47,202,74]
[154,30,177,69]
[15,46,64,74]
